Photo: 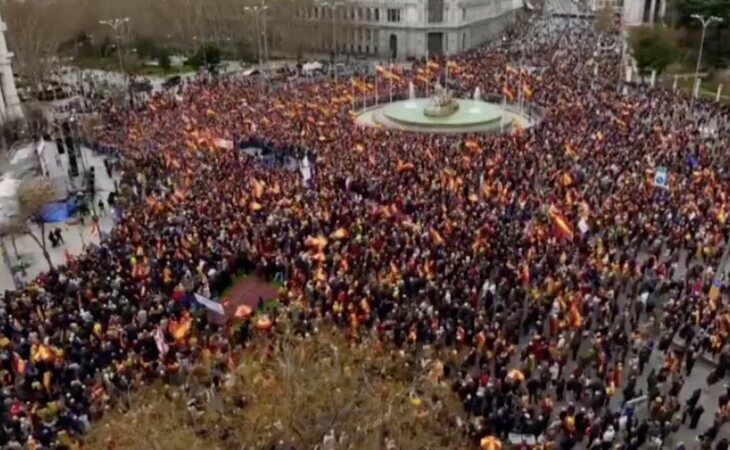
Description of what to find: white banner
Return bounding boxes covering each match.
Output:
[194,293,225,315]
[215,138,234,150]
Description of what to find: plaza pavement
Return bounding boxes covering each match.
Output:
[0,143,118,290]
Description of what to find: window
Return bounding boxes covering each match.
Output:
[374,9,380,21]
[427,0,444,23]
[366,8,371,21]
[462,7,467,20]
[387,8,401,22]
[358,8,363,21]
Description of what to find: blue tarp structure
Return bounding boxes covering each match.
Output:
[39,198,79,223]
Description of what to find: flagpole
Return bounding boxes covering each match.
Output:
[375,71,379,105]
[389,74,393,103]
[444,59,449,90]
[500,96,505,132]
[351,77,355,111]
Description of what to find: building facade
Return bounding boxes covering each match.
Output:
[621,0,665,25]
[0,9,23,120]
[297,0,523,59]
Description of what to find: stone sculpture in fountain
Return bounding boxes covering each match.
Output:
[423,83,459,118]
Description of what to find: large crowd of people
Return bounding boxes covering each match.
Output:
[0,12,729,450]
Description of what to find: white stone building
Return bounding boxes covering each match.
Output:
[297,0,523,59]
[0,9,23,120]
[619,0,666,25]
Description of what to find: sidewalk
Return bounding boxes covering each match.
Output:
[0,144,118,290]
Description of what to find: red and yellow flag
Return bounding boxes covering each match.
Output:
[548,205,574,240]
[169,314,193,341]
[502,86,514,101]
[430,228,445,246]
[522,84,533,98]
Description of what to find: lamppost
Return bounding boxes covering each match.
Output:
[99,18,130,75]
[244,5,268,68]
[691,14,722,98]
[99,18,130,103]
[320,0,344,82]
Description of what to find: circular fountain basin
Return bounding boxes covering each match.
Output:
[382,99,503,129]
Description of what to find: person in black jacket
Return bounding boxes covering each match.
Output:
[689,404,705,429]
[682,388,702,424]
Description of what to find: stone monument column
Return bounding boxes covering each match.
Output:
[0,9,22,120]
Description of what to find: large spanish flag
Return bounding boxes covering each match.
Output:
[549,204,575,240]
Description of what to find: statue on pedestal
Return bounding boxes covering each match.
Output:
[423,83,459,117]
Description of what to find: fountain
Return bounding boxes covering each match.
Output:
[423,83,460,117]
[354,82,529,134]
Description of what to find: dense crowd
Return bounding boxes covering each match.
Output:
[0,13,729,450]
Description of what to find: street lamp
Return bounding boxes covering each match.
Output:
[691,14,722,98]
[320,1,344,82]
[244,5,269,68]
[99,18,130,76]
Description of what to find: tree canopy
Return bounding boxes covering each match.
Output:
[629,25,680,75]
[83,327,470,450]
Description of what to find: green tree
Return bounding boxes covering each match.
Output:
[676,0,729,25]
[158,51,172,70]
[133,37,160,59]
[186,44,221,68]
[675,0,729,68]
[629,25,680,76]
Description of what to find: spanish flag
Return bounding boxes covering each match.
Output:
[169,314,193,341]
[506,65,519,75]
[11,352,25,375]
[304,235,329,251]
[396,159,415,172]
[330,228,349,240]
[31,344,54,363]
[522,84,533,98]
[548,205,575,240]
[446,61,460,72]
[427,60,440,71]
[252,179,265,199]
[430,228,445,246]
[502,86,514,101]
[564,143,576,158]
[568,303,582,328]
